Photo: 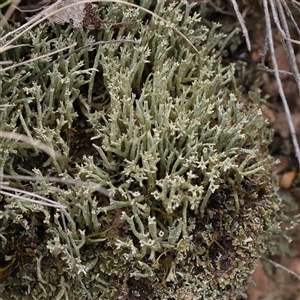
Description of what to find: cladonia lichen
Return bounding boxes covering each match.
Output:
[0,0,281,299]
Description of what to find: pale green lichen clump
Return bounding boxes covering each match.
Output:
[0,0,280,299]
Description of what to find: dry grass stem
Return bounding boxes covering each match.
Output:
[0,182,66,209]
[261,0,300,166]
[0,43,32,54]
[0,43,76,72]
[0,0,63,41]
[0,0,20,29]
[0,130,60,158]
[2,174,112,197]
[262,257,300,281]
[231,0,251,51]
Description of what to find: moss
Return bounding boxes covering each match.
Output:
[0,0,281,299]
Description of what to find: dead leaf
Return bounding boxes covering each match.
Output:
[280,171,296,189]
[49,0,103,29]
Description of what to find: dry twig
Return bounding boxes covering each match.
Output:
[231,0,300,166]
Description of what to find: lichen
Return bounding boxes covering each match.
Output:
[0,0,281,299]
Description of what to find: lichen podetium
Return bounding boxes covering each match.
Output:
[0,0,281,299]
